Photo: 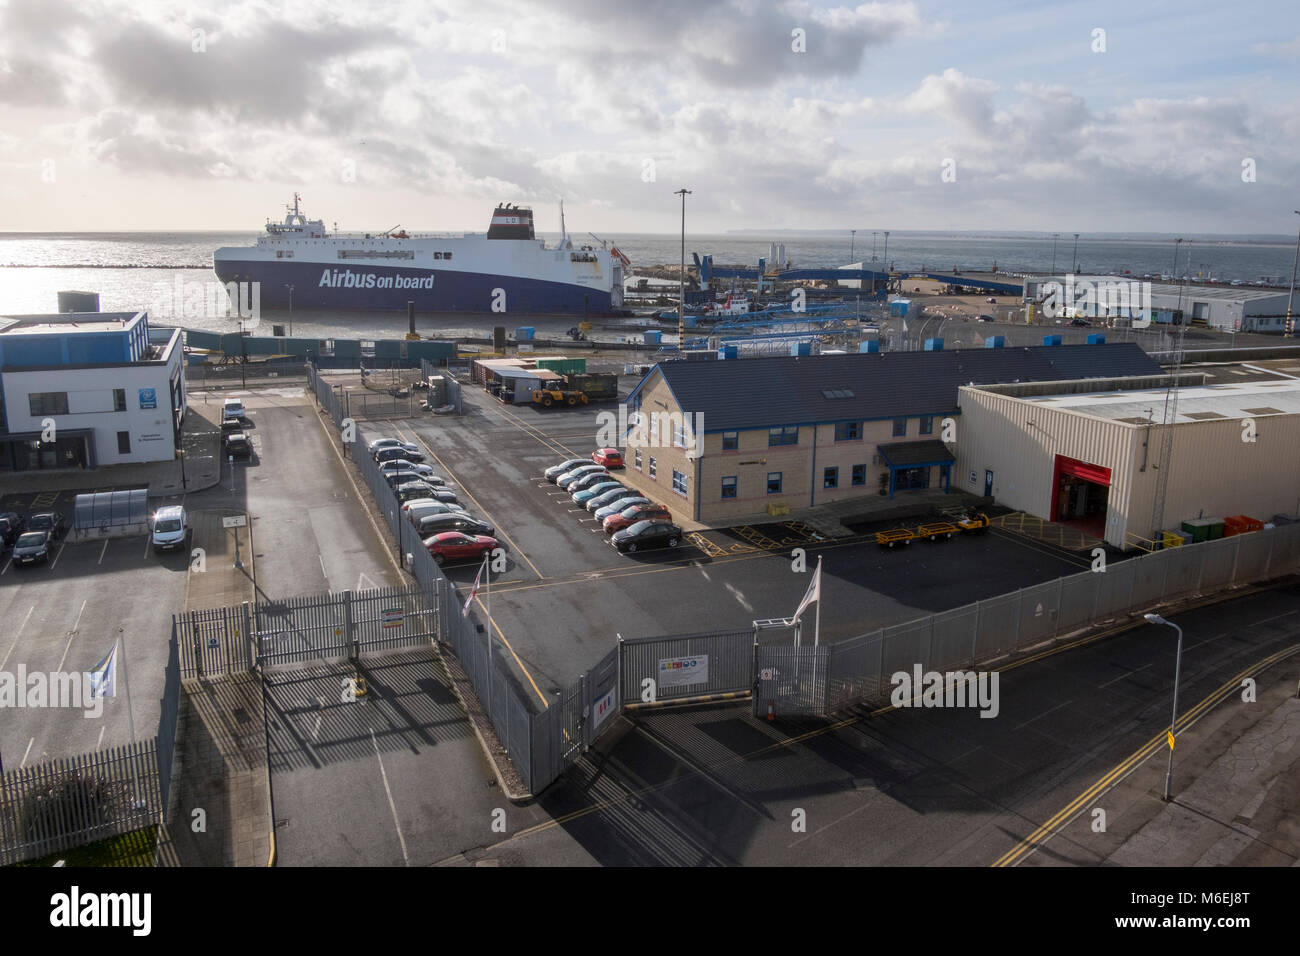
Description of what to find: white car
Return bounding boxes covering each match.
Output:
[368,437,418,455]
[405,501,467,524]
[151,505,189,552]
[379,460,444,484]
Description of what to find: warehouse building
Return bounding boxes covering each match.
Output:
[1022,274,1295,332]
[0,311,185,471]
[956,376,1300,549]
[618,343,1162,524]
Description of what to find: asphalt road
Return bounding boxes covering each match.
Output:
[473,581,1300,866]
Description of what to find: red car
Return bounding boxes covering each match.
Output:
[423,531,499,565]
[592,447,624,468]
[603,503,672,534]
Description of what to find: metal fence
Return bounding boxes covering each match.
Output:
[185,359,309,388]
[156,630,182,813]
[619,629,756,704]
[819,524,1300,715]
[422,358,464,414]
[177,605,254,680]
[0,741,162,865]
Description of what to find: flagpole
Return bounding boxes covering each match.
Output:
[484,552,492,702]
[814,556,822,647]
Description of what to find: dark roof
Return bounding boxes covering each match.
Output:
[877,440,955,467]
[645,343,1162,431]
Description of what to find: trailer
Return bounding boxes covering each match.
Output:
[875,528,915,548]
[916,522,958,541]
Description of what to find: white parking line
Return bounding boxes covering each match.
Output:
[49,543,64,570]
[0,605,35,672]
[96,726,106,751]
[371,728,409,866]
[1098,662,1153,688]
[0,557,9,575]
[20,737,34,768]
[56,599,88,672]
[98,539,108,566]
[143,534,152,560]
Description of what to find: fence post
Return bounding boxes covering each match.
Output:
[580,672,589,750]
[243,601,254,670]
[1012,588,1023,651]
[970,600,981,668]
[344,589,357,661]
[1053,577,1064,639]
[1127,555,1139,613]
[190,609,203,680]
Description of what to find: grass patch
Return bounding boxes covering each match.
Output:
[12,827,157,867]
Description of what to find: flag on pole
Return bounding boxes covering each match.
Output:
[88,641,118,699]
[462,554,487,618]
[791,557,822,624]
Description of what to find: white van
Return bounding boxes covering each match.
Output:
[222,397,245,424]
[151,505,189,552]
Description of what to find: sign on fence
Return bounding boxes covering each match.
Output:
[658,655,709,688]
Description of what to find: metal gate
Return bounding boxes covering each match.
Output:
[178,605,253,679]
[353,584,439,653]
[753,645,829,717]
[256,593,349,667]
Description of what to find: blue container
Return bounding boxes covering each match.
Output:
[985,336,1005,348]
[789,342,812,357]
[1086,333,1106,344]
[515,326,534,341]
[683,314,697,328]
[717,345,738,360]
[859,340,880,353]
[924,338,943,351]
[1042,334,1062,346]
[643,330,662,345]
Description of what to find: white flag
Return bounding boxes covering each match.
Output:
[462,554,487,618]
[792,557,822,624]
[88,641,118,699]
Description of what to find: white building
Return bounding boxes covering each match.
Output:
[0,311,186,472]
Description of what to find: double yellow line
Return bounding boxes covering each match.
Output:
[992,642,1300,867]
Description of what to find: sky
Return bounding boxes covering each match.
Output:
[0,0,1298,235]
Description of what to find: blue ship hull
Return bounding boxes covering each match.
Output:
[213,259,616,315]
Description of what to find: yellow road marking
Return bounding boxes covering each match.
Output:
[991,642,1300,867]
[475,593,550,708]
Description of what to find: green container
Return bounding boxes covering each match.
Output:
[536,358,586,376]
[1206,520,1225,540]
[1180,519,1212,543]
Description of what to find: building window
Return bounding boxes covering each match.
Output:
[834,422,862,441]
[29,392,69,416]
[634,448,642,470]
[444,252,452,260]
[117,431,131,455]
[649,456,656,479]
[919,416,933,435]
[852,464,867,486]
[672,470,688,495]
[721,476,737,499]
[768,426,799,447]
[672,421,688,448]
[113,388,127,412]
[892,417,907,437]
[722,431,738,451]
[767,472,782,494]
[824,467,838,489]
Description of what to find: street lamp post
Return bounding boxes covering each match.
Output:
[1072,233,1080,273]
[1144,613,1185,802]
[1285,211,1300,337]
[285,284,295,336]
[850,229,856,262]
[1051,233,1059,273]
[882,230,890,283]
[674,188,691,351]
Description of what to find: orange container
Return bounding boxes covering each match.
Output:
[1224,515,1263,537]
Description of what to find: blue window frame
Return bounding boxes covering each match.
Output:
[834,422,862,441]
[851,464,867,486]
[767,472,782,494]
[722,431,738,451]
[721,476,737,499]
[892,417,907,437]
[824,466,838,489]
[919,416,934,435]
[768,426,799,447]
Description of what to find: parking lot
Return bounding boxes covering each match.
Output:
[0,486,190,770]
[356,384,1094,711]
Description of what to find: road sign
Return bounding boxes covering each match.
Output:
[1167,731,1175,750]
[382,608,404,628]
[208,637,219,649]
[222,515,247,528]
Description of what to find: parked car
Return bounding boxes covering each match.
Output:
[222,397,245,423]
[379,460,443,483]
[592,448,624,468]
[220,415,243,432]
[0,511,24,547]
[369,437,418,455]
[612,520,683,554]
[423,531,499,566]
[404,501,467,525]
[573,480,625,505]
[587,486,636,513]
[151,505,189,553]
[593,496,649,520]
[566,470,616,494]
[545,458,592,482]
[395,482,456,504]
[27,512,68,539]
[223,432,252,460]
[416,513,495,538]
[986,297,997,304]
[384,469,427,489]
[11,531,53,565]
[375,445,424,464]
[1069,317,1092,327]
[555,464,606,490]
[976,314,995,322]
[603,503,672,534]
